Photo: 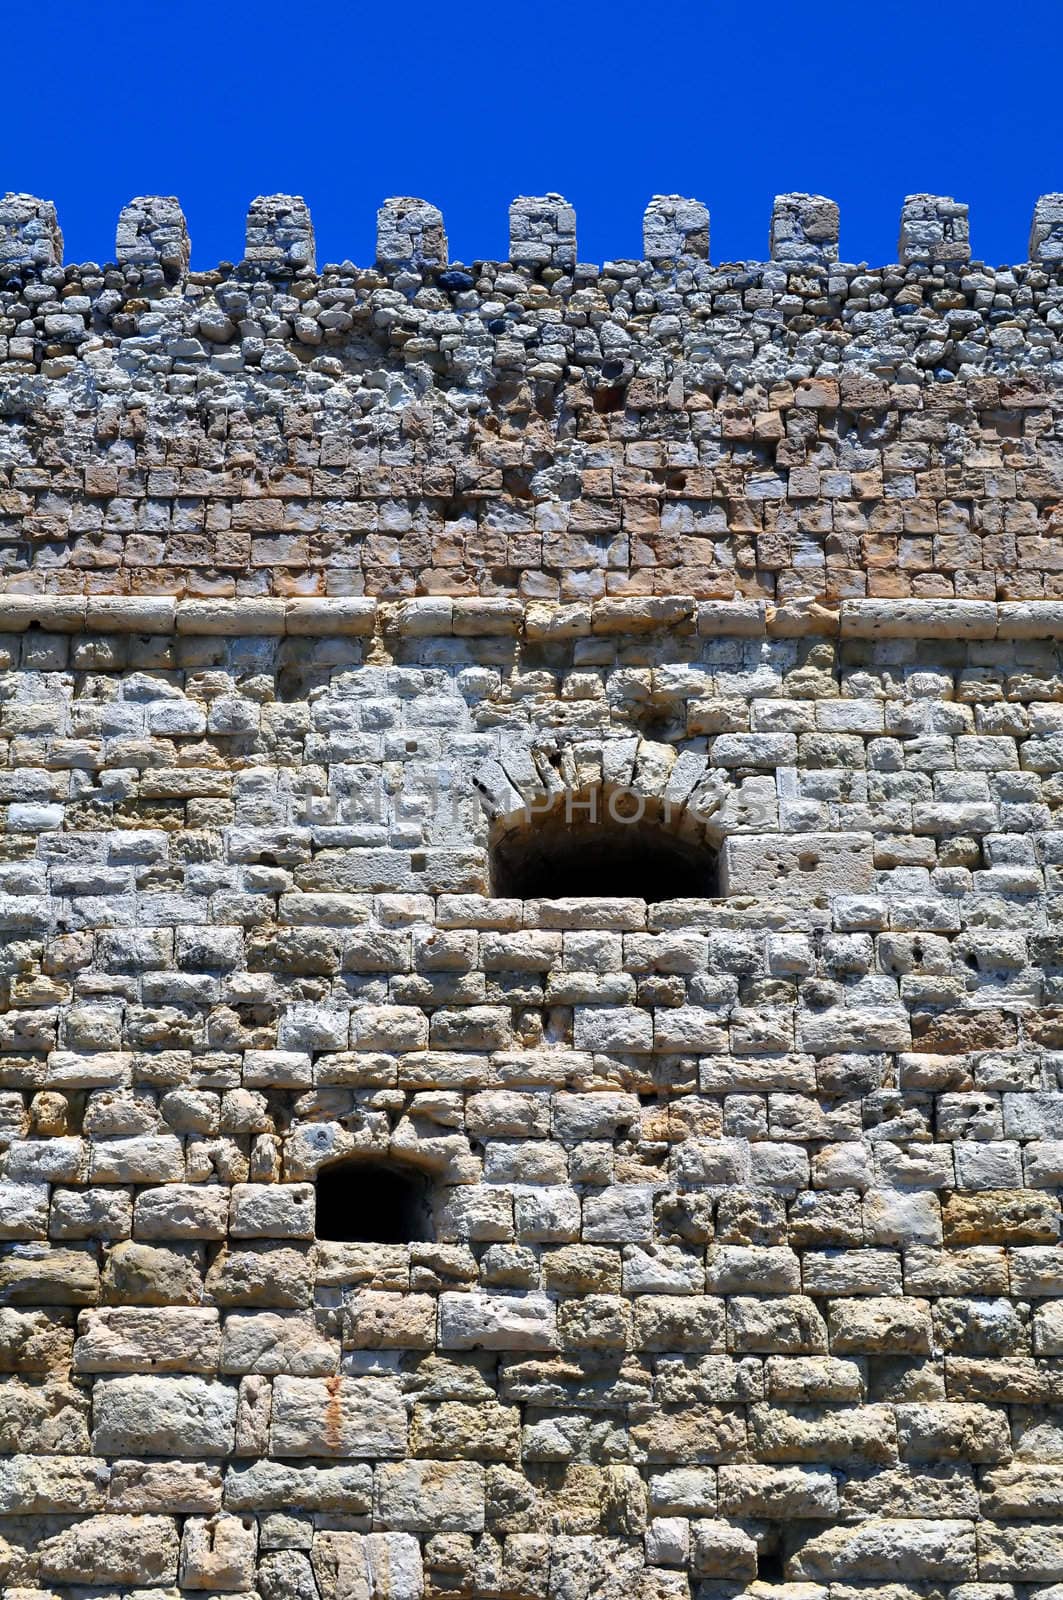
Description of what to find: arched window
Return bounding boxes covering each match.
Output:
[489,790,718,902]
[315,1158,433,1245]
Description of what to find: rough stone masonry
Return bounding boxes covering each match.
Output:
[0,185,1060,1600]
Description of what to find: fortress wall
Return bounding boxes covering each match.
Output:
[0,189,1059,1599]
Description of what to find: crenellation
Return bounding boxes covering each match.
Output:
[0,174,1062,1600]
[1030,191,1063,263]
[643,195,710,265]
[508,192,577,270]
[769,192,840,264]
[0,192,63,270]
[115,195,191,280]
[376,196,448,273]
[243,192,316,276]
[898,192,972,265]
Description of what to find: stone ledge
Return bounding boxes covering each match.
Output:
[3,594,1063,641]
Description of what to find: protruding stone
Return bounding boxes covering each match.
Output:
[0,193,63,272]
[1030,194,1063,263]
[509,194,576,272]
[115,196,191,279]
[898,193,970,264]
[770,193,839,264]
[244,194,315,276]
[643,195,710,264]
[376,197,447,273]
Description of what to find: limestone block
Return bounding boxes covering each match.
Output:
[509,194,577,271]
[37,1513,180,1587]
[100,1239,204,1305]
[0,1452,108,1514]
[582,1187,655,1243]
[311,1529,424,1600]
[717,1463,838,1518]
[90,1134,185,1183]
[572,1006,653,1052]
[438,1290,558,1351]
[374,1459,486,1532]
[73,1306,221,1372]
[720,831,874,899]
[690,1518,758,1580]
[645,1517,690,1566]
[898,194,971,264]
[269,1374,407,1457]
[727,1295,827,1355]
[0,1183,49,1239]
[648,1468,718,1516]
[245,193,316,274]
[224,1458,373,1513]
[981,1462,1063,1516]
[894,1402,1012,1462]
[205,1243,313,1308]
[978,1522,1063,1579]
[0,1242,101,1305]
[179,1512,257,1591]
[91,1375,237,1456]
[633,1296,725,1352]
[0,1377,89,1453]
[770,193,839,264]
[643,196,710,264]
[789,1518,976,1581]
[828,1296,933,1354]
[349,1005,428,1051]
[344,1291,436,1350]
[228,1182,315,1239]
[1030,193,1063,262]
[0,193,62,270]
[115,196,191,277]
[376,197,448,272]
[220,1310,340,1375]
[746,1401,898,1464]
[108,1458,223,1514]
[1033,1300,1063,1355]
[0,1308,74,1372]
[133,1183,229,1239]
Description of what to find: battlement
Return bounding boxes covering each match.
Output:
[3,188,1062,279]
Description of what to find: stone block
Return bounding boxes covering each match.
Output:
[374,1459,486,1532]
[720,831,874,899]
[37,1513,180,1586]
[269,1374,407,1457]
[438,1291,557,1350]
[92,1375,237,1456]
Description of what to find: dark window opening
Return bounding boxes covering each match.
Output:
[490,796,718,902]
[315,1158,433,1245]
[756,1530,787,1583]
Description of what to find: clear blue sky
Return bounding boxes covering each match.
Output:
[5,0,1062,272]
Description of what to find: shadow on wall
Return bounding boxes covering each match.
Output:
[315,1158,434,1244]
[489,793,719,902]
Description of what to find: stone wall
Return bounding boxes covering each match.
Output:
[0,190,1062,605]
[0,189,1061,1600]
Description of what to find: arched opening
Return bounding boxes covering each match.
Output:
[490,791,718,902]
[315,1158,433,1245]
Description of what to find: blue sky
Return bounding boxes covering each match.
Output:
[5,0,1062,272]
